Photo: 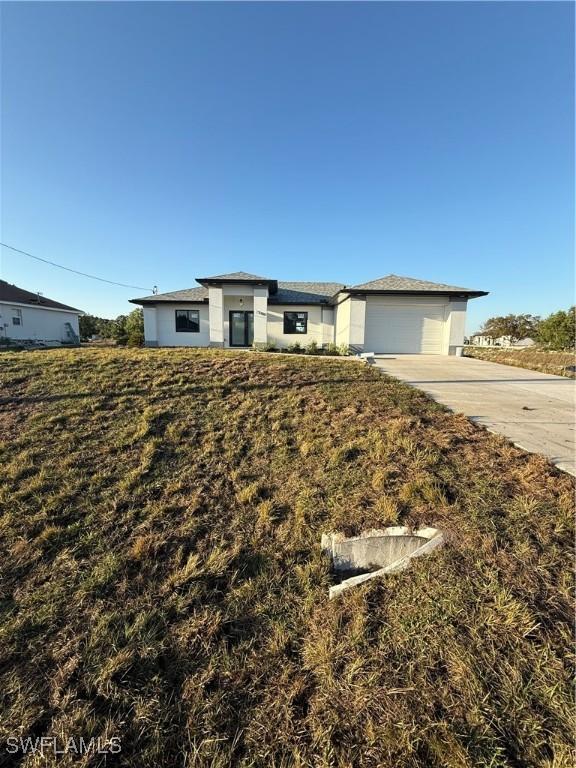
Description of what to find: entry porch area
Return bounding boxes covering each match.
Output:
[206,280,269,349]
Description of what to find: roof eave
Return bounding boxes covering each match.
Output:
[344,289,489,299]
[196,277,279,294]
[129,298,208,305]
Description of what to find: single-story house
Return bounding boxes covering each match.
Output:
[130,272,488,355]
[469,334,536,348]
[0,280,82,345]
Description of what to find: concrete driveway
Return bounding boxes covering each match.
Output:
[374,355,575,476]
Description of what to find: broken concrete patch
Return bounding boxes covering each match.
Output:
[322,526,444,599]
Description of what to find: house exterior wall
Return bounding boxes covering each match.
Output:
[253,287,268,345]
[143,307,158,346]
[444,299,467,355]
[140,288,470,355]
[208,287,224,346]
[154,304,210,346]
[0,302,80,343]
[335,296,351,345]
[267,304,330,348]
[334,295,365,351]
[321,307,335,345]
[349,296,366,351]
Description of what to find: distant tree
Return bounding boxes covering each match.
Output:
[112,315,128,346]
[96,318,115,339]
[125,308,144,347]
[537,308,575,351]
[79,314,100,341]
[479,314,540,343]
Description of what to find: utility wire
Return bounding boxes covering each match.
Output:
[0,242,157,293]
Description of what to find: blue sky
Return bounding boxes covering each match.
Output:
[1,1,573,331]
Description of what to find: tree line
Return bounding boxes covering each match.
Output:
[476,307,575,350]
[79,308,144,346]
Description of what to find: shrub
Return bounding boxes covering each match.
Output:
[324,343,339,356]
[338,344,350,356]
[305,341,319,355]
[287,342,303,354]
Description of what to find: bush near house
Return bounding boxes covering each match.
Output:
[256,341,350,356]
[0,348,573,767]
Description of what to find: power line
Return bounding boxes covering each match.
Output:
[0,242,157,293]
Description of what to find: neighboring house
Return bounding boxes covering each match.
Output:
[470,334,536,348]
[0,280,82,345]
[131,272,488,355]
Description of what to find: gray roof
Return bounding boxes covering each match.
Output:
[131,286,208,304]
[272,282,344,304]
[0,279,82,312]
[197,271,272,282]
[349,274,487,295]
[131,274,487,305]
[131,281,343,305]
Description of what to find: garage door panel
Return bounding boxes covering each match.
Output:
[364,301,446,354]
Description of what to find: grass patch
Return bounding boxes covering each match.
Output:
[464,346,576,378]
[0,348,573,766]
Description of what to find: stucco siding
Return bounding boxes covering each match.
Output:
[155,304,210,346]
[142,292,469,355]
[335,297,351,345]
[267,304,331,348]
[143,307,158,344]
[445,299,468,354]
[0,302,80,342]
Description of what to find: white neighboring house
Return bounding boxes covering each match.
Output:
[131,272,488,355]
[0,280,82,345]
[470,334,536,348]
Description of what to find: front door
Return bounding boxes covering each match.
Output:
[229,311,254,347]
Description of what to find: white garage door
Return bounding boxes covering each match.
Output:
[364,299,446,354]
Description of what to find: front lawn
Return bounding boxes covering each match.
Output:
[0,349,573,767]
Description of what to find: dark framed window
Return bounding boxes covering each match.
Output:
[283,311,308,334]
[175,309,200,332]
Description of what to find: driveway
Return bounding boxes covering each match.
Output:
[374,355,575,476]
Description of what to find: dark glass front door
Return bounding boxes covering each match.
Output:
[229,311,254,347]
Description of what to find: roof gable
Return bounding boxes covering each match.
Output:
[349,274,487,296]
[197,271,272,281]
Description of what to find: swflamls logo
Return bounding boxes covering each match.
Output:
[4,736,121,755]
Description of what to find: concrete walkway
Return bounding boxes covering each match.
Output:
[374,355,575,476]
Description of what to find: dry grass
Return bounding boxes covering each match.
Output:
[464,346,576,378]
[0,348,573,767]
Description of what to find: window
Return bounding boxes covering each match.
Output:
[283,311,308,334]
[11,308,22,326]
[175,309,200,332]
